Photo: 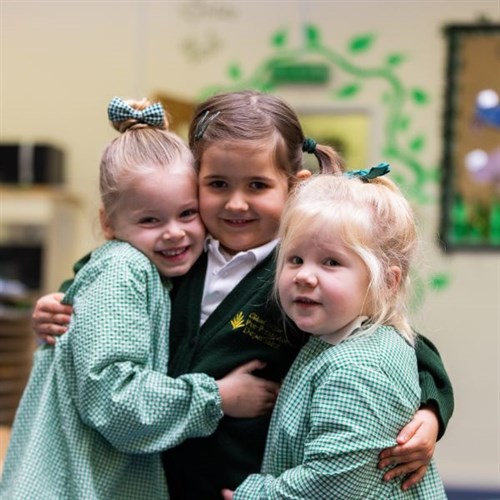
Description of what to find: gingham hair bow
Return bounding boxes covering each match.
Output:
[107,96,165,126]
[345,162,391,182]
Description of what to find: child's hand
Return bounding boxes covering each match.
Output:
[221,489,234,500]
[378,406,439,490]
[216,360,280,418]
[31,292,73,345]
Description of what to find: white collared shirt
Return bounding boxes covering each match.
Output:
[200,237,278,325]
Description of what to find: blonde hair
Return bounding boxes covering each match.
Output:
[188,91,345,186]
[275,174,419,344]
[100,97,194,218]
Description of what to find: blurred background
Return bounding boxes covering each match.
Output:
[1,1,499,498]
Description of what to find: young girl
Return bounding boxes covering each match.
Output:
[31,91,453,498]
[224,167,447,499]
[0,97,279,499]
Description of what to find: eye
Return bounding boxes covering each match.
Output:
[208,180,227,189]
[287,255,303,265]
[324,258,340,267]
[138,216,159,225]
[249,181,268,190]
[180,208,199,219]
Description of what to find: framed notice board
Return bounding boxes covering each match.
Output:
[440,24,500,251]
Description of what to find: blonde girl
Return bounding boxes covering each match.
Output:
[1,97,278,500]
[226,167,446,499]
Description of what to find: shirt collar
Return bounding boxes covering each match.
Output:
[204,236,278,265]
[319,316,372,346]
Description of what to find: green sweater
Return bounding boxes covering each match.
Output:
[161,251,454,500]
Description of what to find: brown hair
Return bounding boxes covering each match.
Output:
[100,98,194,218]
[188,91,345,184]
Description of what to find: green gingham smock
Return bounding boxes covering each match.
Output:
[0,241,222,500]
[234,326,447,499]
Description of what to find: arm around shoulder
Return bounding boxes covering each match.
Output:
[414,333,454,439]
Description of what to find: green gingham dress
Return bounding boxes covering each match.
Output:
[234,326,447,499]
[0,241,222,500]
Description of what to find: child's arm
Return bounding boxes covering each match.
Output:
[31,253,89,343]
[378,406,438,489]
[31,292,72,344]
[232,365,434,499]
[70,252,278,453]
[217,360,279,417]
[68,255,223,453]
[377,334,454,489]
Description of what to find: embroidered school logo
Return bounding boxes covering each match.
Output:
[230,312,245,329]
[230,311,289,349]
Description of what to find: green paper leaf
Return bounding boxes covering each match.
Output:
[386,53,406,66]
[348,33,375,53]
[430,273,450,290]
[335,83,361,99]
[272,30,287,47]
[430,273,450,291]
[411,88,429,105]
[228,64,241,80]
[305,24,320,47]
[409,134,425,152]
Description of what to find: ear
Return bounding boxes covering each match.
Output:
[296,169,312,181]
[288,169,311,191]
[388,266,402,292]
[99,205,115,240]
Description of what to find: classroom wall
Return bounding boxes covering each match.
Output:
[2,0,499,491]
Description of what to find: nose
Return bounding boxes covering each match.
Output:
[162,223,186,242]
[225,190,248,212]
[293,268,318,287]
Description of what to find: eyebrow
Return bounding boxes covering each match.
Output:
[201,174,275,182]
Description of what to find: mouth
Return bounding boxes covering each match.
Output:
[157,246,190,260]
[293,297,320,306]
[221,218,255,228]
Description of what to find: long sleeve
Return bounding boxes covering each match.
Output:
[64,242,223,454]
[234,331,446,500]
[235,366,415,499]
[415,333,455,439]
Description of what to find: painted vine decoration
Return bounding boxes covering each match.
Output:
[199,24,437,204]
[198,24,450,295]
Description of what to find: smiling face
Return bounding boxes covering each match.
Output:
[198,142,290,254]
[278,227,371,337]
[102,162,205,277]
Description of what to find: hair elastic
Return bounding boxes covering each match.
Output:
[345,162,391,182]
[107,96,165,126]
[302,138,317,154]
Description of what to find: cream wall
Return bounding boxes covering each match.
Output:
[2,0,500,491]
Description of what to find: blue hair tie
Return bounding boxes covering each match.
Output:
[302,138,317,154]
[107,96,165,127]
[345,162,391,182]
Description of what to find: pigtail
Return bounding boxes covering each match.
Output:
[302,138,345,175]
[314,144,346,175]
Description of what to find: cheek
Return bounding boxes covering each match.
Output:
[199,195,216,225]
[277,271,292,301]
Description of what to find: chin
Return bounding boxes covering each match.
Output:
[291,319,320,336]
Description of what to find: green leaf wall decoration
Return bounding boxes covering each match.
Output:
[348,33,375,53]
[198,24,451,294]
